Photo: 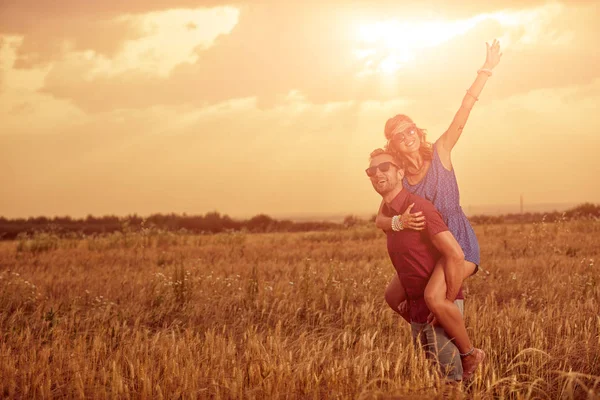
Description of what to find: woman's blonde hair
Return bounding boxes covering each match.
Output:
[383,114,433,167]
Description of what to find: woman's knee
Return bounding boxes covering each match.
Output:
[424,286,444,312]
[463,261,477,279]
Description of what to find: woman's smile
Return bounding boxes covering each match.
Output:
[404,138,416,148]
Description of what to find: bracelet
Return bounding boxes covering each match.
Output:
[391,215,404,231]
[477,68,493,77]
[465,90,479,101]
[460,346,475,357]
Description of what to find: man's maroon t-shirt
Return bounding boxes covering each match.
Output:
[383,188,464,323]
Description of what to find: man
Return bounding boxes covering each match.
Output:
[366,148,468,381]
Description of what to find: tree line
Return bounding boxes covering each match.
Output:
[1,203,598,240]
[467,203,600,225]
[0,212,340,240]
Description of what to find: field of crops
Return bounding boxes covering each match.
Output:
[1,219,599,399]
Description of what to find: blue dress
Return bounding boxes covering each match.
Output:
[403,141,480,266]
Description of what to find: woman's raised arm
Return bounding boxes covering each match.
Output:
[438,39,502,154]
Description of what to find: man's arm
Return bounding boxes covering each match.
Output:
[430,231,465,301]
[375,199,392,231]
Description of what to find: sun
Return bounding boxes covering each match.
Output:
[354,18,481,75]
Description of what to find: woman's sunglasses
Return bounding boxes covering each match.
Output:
[365,161,399,177]
[391,128,417,143]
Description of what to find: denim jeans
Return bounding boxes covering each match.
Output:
[410,299,464,381]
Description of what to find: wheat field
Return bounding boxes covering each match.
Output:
[1,218,599,399]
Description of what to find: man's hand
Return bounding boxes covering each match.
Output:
[398,300,411,324]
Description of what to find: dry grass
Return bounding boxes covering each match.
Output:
[1,219,599,399]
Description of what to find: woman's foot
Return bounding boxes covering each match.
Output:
[461,348,485,380]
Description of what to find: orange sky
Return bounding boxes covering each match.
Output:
[1,1,599,219]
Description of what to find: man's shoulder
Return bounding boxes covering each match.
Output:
[407,192,437,213]
[407,193,448,234]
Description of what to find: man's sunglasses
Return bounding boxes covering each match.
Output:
[365,161,400,177]
[391,128,417,143]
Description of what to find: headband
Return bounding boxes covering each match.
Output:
[391,121,415,135]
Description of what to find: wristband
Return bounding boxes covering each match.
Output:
[477,68,493,77]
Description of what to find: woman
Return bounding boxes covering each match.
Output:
[377,39,502,380]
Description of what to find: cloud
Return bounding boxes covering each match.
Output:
[0,90,415,217]
[2,76,600,218]
[6,2,587,113]
[88,7,240,77]
[451,78,600,206]
[0,16,141,69]
[0,0,594,69]
[1,1,598,115]
[2,1,599,218]
[0,1,240,68]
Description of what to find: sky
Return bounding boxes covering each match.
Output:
[1,0,599,219]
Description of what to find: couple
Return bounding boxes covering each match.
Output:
[366,39,501,381]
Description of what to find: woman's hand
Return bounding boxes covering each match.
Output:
[482,39,502,70]
[400,203,426,231]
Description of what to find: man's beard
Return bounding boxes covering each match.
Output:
[373,181,394,196]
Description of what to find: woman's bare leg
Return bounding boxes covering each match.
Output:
[385,275,409,323]
[423,259,475,352]
[423,259,484,379]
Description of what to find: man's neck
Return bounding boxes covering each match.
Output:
[383,186,404,204]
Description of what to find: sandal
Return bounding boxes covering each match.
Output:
[461,348,485,380]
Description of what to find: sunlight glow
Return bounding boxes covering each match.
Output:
[353,3,566,75]
[354,18,482,75]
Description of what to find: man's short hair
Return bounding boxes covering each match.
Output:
[369,148,402,166]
